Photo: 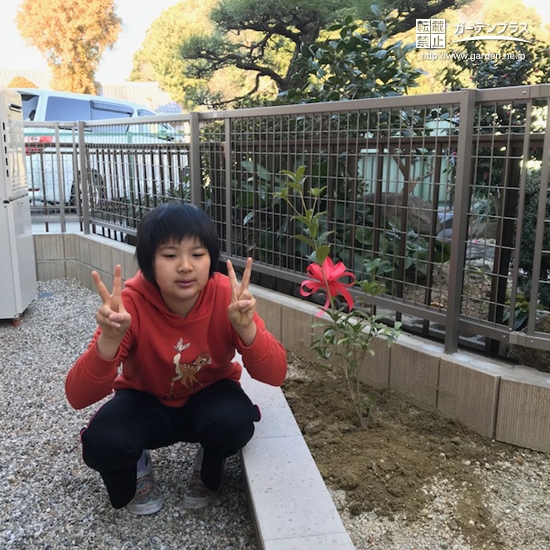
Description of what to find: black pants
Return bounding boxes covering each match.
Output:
[80,379,260,508]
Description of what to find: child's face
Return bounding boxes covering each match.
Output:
[153,237,211,317]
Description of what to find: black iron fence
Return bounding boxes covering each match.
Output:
[25,86,550,360]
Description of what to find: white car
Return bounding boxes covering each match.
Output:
[15,89,187,207]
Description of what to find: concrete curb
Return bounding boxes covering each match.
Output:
[240,369,355,549]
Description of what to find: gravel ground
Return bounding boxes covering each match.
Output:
[4,278,550,550]
[0,279,258,550]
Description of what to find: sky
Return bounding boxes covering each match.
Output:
[1,0,183,84]
[1,0,550,86]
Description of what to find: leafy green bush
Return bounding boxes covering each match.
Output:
[518,169,550,310]
[280,11,422,104]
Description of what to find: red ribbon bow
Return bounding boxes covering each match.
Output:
[300,257,356,315]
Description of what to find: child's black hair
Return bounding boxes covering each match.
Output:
[135,202,220,283]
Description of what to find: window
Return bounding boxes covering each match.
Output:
[45,97,92,121]
[20,94,39,121]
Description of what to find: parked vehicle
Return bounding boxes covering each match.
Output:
[18,88,158,122]
[13,89,186,207]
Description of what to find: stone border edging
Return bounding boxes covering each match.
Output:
[240,369,355,549]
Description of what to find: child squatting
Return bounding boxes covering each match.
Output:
[65,202,287,515]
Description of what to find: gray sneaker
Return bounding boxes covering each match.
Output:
[126,450,164,515]
[183,447,224,509]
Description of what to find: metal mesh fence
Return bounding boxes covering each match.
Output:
[25,86,550,356]
[25,123,79,210]
[80,118,191,240]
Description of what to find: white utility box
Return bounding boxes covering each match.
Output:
[0,88,37,322]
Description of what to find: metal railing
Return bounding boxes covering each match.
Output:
[25,86,550,358]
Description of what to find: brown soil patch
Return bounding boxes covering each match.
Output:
[282,354,522,549]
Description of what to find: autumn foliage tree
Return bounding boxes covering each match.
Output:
[16,0,122,94]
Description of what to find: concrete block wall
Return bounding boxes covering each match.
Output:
[389,338,441,411]
[495,371,550,449]
[34,232,137,291]
[33,232,550,453]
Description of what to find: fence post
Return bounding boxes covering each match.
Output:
[77,121,90,235]
[445,89,476,353]
[189,112,201,206]
[526,92,550,335]
[53,123,66,233]
[224,118,232,257]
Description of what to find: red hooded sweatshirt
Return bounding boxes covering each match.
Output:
[65,271,287,410]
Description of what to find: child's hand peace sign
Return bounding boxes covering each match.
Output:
[226,258,257,345]
[93,265,132,355]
